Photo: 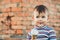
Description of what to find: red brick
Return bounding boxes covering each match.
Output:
[0,26,2,30]
[0,13,4,18]
[35,1,43,5]
[23,0,30,3]
[23,7,28,11]
[5,38,21,40]
[43,2,50,8]
[51,8,57,12]
[0,31,3,34]
[2,0,10,4]
[26,29,30,33]
[57,15,60,19]
[12,7,22,12]
[26,21,31,25]
[11,26,24,29]
[16,29,23,35]
[28,8,34,12]
[17,17,24,20]
[21,3,27,7]
[52,0,60,4]
[50,19,60,23]
[23,13,30,17]
[3,29,15,34]
[55,27,60,30]
[29,0,34,4]
[2,13,8,17]
[7,3,17,8]
[40,0,48,2]
[11,17,19,21]
[16,13,24,17]
[50,4,56,8]
[11,0,22,3]
[2,8,10,12]
[17,21,22,25]
[26,17,32,20]
[26,26,33,29]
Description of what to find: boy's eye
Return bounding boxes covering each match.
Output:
[36,16,39,18]
[42,16,45,18]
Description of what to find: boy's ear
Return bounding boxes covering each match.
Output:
[47,15,49,21]
[32,15,34,20]
[48,15,49,19]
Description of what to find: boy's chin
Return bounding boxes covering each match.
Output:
[37,24,44,27]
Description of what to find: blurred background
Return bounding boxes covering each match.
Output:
[0,0,60,40]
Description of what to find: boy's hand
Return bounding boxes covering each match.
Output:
[31,35,37,40]
[31,29,38,40]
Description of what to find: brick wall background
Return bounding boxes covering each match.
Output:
[0,0,60,40]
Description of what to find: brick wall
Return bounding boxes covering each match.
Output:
[0,0,60,38]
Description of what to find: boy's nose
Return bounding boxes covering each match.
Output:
[37,19,43,21]
[38,20,43,22]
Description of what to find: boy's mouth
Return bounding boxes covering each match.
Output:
[36,22,44,27]
[37,21,44,24]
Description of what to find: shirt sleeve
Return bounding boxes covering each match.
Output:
[27,32,31,40]
[48,29,57,40]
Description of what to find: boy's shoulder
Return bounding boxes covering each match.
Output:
[32,26,54,30]
[43,26,54,31]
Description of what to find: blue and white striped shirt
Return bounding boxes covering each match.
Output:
[27,26,56,40]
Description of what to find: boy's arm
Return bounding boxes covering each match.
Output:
[27,28,38,40]
[27,32,31,40]
[49,29,57,40]
[27,34,35,40]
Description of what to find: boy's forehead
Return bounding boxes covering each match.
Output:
[34,11,47,15]
[33,10,48,16]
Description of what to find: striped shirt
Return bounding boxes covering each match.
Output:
[27,26,56,40]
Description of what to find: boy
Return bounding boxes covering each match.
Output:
[27,5,56,40]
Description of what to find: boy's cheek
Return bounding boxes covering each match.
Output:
[32,20,48,26]
[32,21,36,25]
[34,19,48,22]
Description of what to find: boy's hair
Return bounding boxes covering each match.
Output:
[35,5,48,14]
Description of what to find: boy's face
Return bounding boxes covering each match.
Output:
[33,9,48,27]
